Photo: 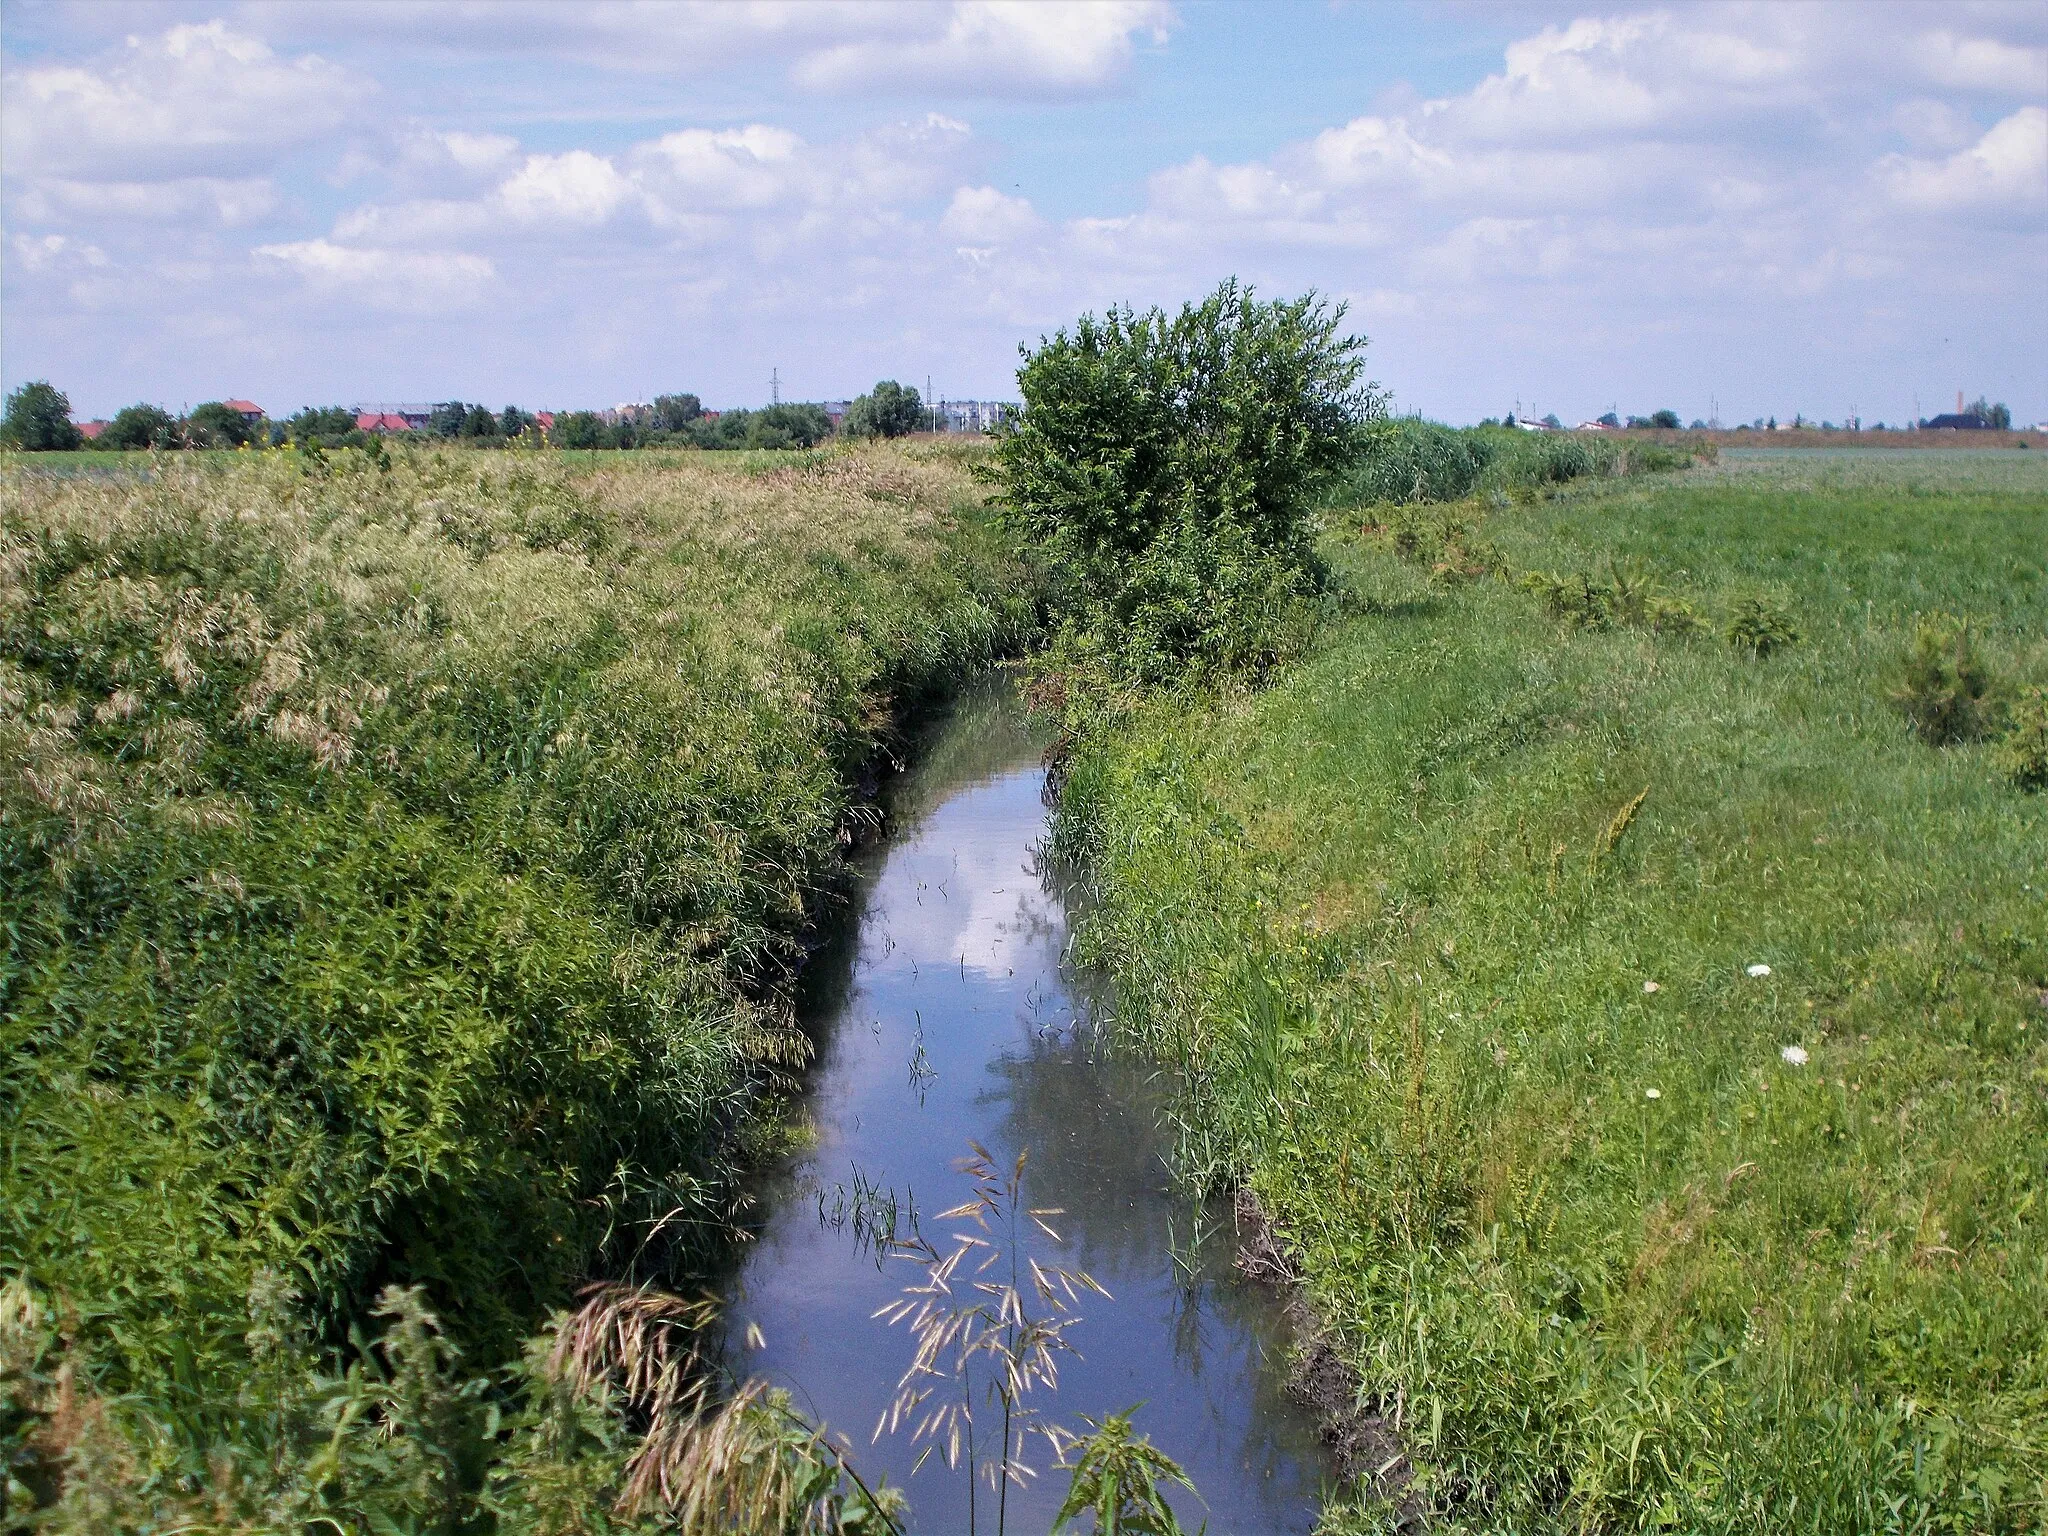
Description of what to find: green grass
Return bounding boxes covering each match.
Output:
[1,440,1030,1517]
[1057,450,2048,1532]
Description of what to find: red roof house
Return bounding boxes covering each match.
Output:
[355,412,413,434]
[79,420,108,440]
[221,399,265,423]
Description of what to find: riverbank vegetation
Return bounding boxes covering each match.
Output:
[2,440,1034,1525]
[1053,446,2048,1531]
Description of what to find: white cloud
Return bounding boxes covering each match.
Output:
[12,175,281,226]
[441,132,522,177]
[793,0,1171,95]
[10,233,110,273]
[222,0,1168,98]
[1880,106,2048,211]
[1917,30,2048,94]
[1,21,368,183]
[254,238,497,310]
[499,152,640,225]
[311,113,974,262]
[1892,98,1984,153]
[940,186,1043,244]
[634,126,807,212]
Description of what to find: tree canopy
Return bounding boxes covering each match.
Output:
[1,381,83,451]
[189,401,257,448]
[650,393,703,432]
[844,380,924,439]
[991,279,1380,686]
[104,403,181,451]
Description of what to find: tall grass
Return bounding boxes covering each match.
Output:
[1,440,1032,1520]
[1332,419,1702,507]
[1057,451,2048,1531]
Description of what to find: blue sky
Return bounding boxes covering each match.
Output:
[5,1,2044,425]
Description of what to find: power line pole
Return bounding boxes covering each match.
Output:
[771,368,780,406]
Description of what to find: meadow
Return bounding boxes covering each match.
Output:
[1056,448,2048,1532]
[1,439,1031,1525]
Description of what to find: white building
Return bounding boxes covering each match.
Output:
[936,399,1016,432]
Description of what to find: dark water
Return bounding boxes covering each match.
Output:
[726,686,1335,1533]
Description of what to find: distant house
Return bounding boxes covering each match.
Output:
[532,411,555,432]
[355,412,413,434]
[1921,412,1994,431]
[79,420,108,440]
[221,399,265,425]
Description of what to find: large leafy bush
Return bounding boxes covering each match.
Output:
[990,281,1381,691]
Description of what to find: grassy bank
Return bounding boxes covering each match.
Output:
[2,440,1030,1519]
[1058,450,2048,1531]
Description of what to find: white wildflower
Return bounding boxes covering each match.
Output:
[1780,1045,1808,1067]
[1644,1087,1662,1100]
[1642,981,1661,994]
[1746,963,1772,978]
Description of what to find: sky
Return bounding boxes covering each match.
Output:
[4,0,2044,426]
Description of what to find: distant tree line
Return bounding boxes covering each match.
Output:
[3,378,955,453]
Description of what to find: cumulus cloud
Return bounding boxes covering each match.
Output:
[312,112,972,263]
[1880,106,2048,211]
[10,233,110,273]
[499,152,641,226]
[1,21,368,182]
[254,238,497,310]
[13,176,280,226]
[1916,30,2048,94]
[794,0,1171,95]
[940,186,1043,244]
[235,0,1169,97]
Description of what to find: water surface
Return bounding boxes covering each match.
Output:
[726,686,1334,1533]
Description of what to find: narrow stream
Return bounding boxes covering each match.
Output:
[725,684,1335,1533]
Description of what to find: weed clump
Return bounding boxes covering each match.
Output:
[1722,592,1801,657]
[1997,687,2048,790]
[1894,614,2001,744]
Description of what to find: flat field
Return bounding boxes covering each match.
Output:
[2,441,1026,1428]
[1060,448,2048,1532]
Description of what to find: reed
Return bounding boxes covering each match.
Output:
[872,1143,1109,1535]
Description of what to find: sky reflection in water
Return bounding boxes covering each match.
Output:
[726,689,1334,1534]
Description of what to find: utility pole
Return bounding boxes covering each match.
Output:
[771,368,780,406]
[926,374,933,432]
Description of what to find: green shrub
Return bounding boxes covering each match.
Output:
[1723,592,1801,657]
[991,279,1380,695]
[1997,687,2048,790]
[1894,614,2002,744]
